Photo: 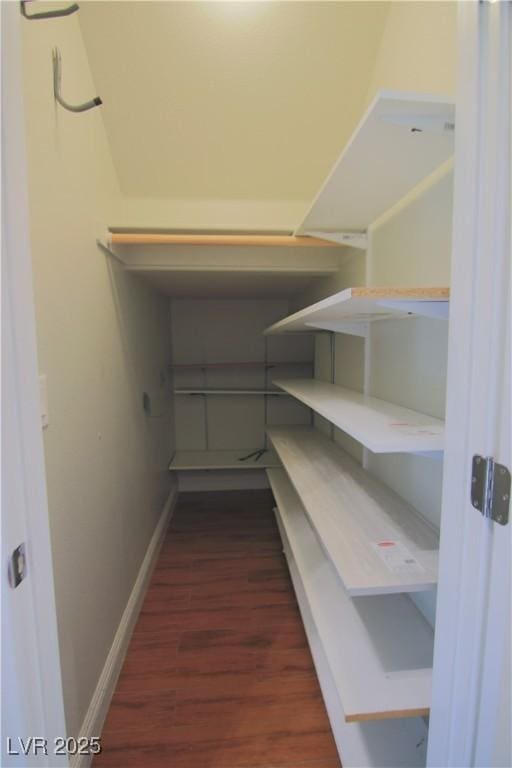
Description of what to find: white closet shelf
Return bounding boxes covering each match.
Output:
[109,232,341,248]
[266,427,438,595]
[173,389,288,396]
[268,468,433,725]
[272,379,444,454]
[296,90,454,236]
[264,286,450,335]
[169,449,280,471]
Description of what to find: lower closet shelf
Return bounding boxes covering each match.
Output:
[284,551,429,768]
[169,449,280,470]
[267,426,438,595]
[267,467,433,724]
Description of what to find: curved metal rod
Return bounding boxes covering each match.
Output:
[52,48,102,113]
[21,1,79,20]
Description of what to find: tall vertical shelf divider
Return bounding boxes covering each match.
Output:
[264,90,454,768]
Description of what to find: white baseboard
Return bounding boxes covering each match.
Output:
[71,481,178,768]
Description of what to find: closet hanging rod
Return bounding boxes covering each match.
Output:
[108,233,340,248]
[52,48,102,113]
[169,361,313,370]
[20,0,79,20]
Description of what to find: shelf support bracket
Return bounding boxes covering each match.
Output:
[301,230,368,250]
[378,300,449,320]
[96,239,126,268]
[305,321,369,338]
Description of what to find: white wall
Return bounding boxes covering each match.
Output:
[365,0,457,100]
[21,13,175,739]
[171,299,313,490]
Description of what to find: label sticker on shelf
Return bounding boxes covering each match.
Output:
[389,421,442,437]
[371,540,425,575]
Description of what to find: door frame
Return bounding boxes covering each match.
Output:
[427,2,511,766]
[1,2,68,763]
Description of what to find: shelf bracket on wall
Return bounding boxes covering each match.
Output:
[96,238,126,268]
[377,299,449,320]
[52,48,102,113]
[305,321,370,338]
[20,0,79,20]
[301,230,368,250]
[379,113,455,134]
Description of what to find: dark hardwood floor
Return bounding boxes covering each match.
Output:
[94,489,341,768]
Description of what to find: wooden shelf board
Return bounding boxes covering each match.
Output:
[268,467,433,723]
[173,389,288,396]
[169,449,280,471]
[267,427,439,595]
[296,90,454,234]
[273,378,444,454]
[264,286,449,335]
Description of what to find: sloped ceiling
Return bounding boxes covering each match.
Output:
[79,1,389,203]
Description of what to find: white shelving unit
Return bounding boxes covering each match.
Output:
[295,91,454,240]
[268,468,433,722]
[284,557,429,767]
[267,427,438,595]
[264,286,450,335]
[169,449,280,471]
[272,379,444,454]
[259,91,452,768]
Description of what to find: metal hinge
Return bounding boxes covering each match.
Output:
[471,456,510,526]
[7,543,27,589]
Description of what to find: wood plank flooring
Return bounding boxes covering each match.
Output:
[94,489,342,768]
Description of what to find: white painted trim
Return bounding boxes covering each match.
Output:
[1,4,68,762]
[427,3,511,766]
[71,484,178,768]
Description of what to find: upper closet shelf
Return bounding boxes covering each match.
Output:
[296,91,455,240]
[273,379,444,454]
[267,426,439,596]
[264,286,449,335]
[108,233,339,248]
